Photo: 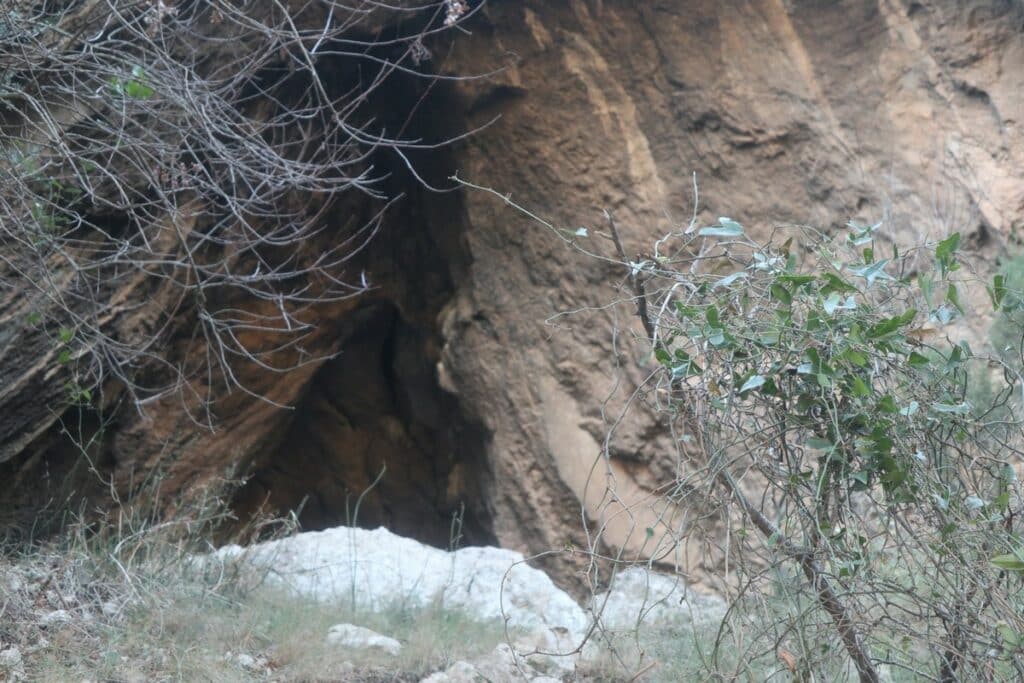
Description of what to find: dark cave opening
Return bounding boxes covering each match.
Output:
[231,300,495,548]
[229,56,497,548]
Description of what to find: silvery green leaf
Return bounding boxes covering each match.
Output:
[848,259,893,287]
[991,553,1024,572]
[845,220,882,245]
[718,217,744,232]
[699,218,744,238]
[931,401,971,414]
[965,496,986,510]
[574,227,588,237]
[739,374,765,393]
[899,401,919,417]
[824,293,842,315]
[846,220,882,233]
[930,305,956,325]
[629,261,649,277]
[714,271,748,289]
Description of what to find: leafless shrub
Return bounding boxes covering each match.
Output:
[0,0,478,424]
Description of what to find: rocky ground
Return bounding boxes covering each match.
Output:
[0,526,727,682]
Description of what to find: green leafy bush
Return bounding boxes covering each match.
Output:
[462,173,1024,680]
[991,253,1024,368]
[632,218,1024,681]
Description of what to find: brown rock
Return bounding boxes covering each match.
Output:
[2,1,1022,592]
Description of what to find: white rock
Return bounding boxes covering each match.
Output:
[326,623,402,656]
[513,627,577,674]
[234,652,269,671]
[421,644,544,683]
[590,567,725,632]
[0,647,23,667]
[204,525,726,674]
[210,526,589,641]
[0,647,24,680]
[420,660,478,682]
[25,637,49,654]
[38,609,72,627]
[2,572,25,594]
[234,653,256,668]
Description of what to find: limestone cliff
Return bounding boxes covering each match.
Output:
[1,0,1022,588]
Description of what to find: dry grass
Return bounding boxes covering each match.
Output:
[0,520,930,683]
[0,498,512,682]
[1,491,950,682]
[17,583,511,682]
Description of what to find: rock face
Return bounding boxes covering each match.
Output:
[2,1,1023,590]
[426,0,1024,587]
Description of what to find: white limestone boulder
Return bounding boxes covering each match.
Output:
[205,525,728,677]
[210,526,589,640]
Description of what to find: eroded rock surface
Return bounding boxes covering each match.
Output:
[429,0,1024,588]
[2,0,1022,592]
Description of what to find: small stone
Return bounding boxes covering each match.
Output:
[514,626,577,673]
[26,637,49,654]
[0,647,23,667]
[0,647,24,680]
[325,623,402,656]
[3,573,25,594]
[419,660,479,683]
[39,609,72,627]
[589,567,726,633]
[234,652,267,671]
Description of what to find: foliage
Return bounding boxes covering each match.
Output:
[454,172,1024,678]
[991,253,1024,370]
[622,216,1024,681]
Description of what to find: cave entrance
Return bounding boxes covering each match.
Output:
[232,299,495,548]
[230,56,496,549]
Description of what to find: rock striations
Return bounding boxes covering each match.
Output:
[1,0,1022,590]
